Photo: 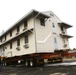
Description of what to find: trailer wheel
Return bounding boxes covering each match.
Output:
[25,61,29,67]
[3,62,7,66]
[30,60,34,67]
[53,60,55,63]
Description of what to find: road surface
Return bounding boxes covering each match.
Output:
[0,61,76,75]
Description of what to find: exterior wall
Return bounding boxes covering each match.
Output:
[2,34,35,57]
[0,17,36,57]
[28,17,34,29]
[35,18,54,52]
[47,11,70,49]
[35,11,70,53]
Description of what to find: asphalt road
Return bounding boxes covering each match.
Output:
[0,62,76,75]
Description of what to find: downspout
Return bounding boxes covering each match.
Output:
[33,12,40,53]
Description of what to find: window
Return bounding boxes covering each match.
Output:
[54,38,57,43]
[17,26,19,32]
[3,47,5,51]
[61,26,64,31]
[52,23,55,28]
[0,38,2,42]
[62,38,65,43]
[10,31,12,37]
[25,35,28,44]
[17,39,20,46]
[10,42,12,49]
[24,20,27,28]
[5,35,6,40]
[40,19,45,26]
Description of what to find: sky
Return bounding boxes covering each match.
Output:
[0,0,75,49]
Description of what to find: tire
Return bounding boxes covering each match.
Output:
[53,60,55,63]
[25,61,29,67]
[3,62,7,66]
[30,60,34,67]
[37,59,44,66]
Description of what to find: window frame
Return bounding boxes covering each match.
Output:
[62,37,65,43]
[5,35,6,40]
[52,22,55,28]
[17,26,20,33]
[10,42,12,49]
[10,31,12,37]
[40,19,45,26]
[17,39,20,46]
[61,26,64,31]
[54,37,57,43]
[0,38,2,42]
[24,20,27,28]
[25,35,28,44]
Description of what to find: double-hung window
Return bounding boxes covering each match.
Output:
[25,35,28,44]
[17,39,20,46]
[24,20,27,28]
[40,19,45,26]
[10,42,12,49]
[52,22,55,28]
[10,31,12,37]
[17,26,20,33]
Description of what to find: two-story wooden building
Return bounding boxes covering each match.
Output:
[0,9,73,66]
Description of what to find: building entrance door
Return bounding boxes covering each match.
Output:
[54,37,58,49]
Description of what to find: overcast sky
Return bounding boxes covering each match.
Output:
[0,0,75,49]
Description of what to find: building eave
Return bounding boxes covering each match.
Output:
[60,34,73,38]
[0,9,50,38]
[58,22,73,29]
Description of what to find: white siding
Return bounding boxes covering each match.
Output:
[35,18,54,52]
[0,17,36,57]
[35,11,70,53]
[4,34,35,57]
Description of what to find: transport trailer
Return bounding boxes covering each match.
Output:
[62,50,76,58]
[2,52,63,67]
[57,49,76,60]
